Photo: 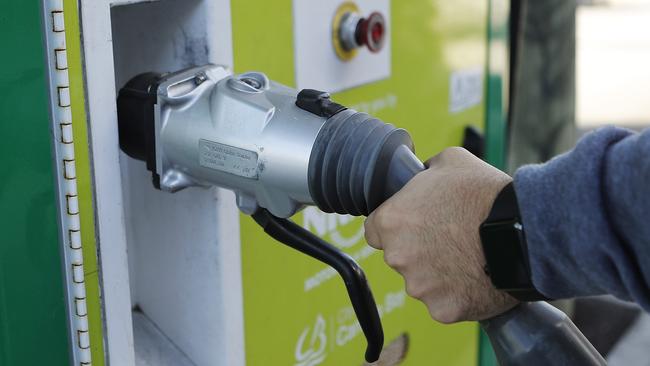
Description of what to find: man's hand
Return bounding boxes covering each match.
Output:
[364,147,518,323]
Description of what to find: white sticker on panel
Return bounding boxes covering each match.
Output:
[449,68,484,114]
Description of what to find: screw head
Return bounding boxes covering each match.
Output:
[194,72,208,85]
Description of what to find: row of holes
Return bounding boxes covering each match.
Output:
[50,5,91,365]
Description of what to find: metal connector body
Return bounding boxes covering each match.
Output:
[151,65,326,217]
[118,64,420,218]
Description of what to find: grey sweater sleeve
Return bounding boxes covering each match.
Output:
[514,126,650,311]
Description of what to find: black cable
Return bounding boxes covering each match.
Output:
[251,209,384,363]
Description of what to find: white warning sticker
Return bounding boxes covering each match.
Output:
[449,68,484,114]
[199,139,259,179]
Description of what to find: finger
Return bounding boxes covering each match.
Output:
[363,215,383,250]
[383,248,406,272]
[425,150,449,168]
[424,154,440,168]
[426,146,472,168]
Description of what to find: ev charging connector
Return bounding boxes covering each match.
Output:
[118,64,605,365]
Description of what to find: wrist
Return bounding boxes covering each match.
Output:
[479,182,549,302]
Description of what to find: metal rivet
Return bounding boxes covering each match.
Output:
[194,72,208,85]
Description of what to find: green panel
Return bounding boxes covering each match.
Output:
[479,330,498,366]
[0,2,72,365]
[234,1,495,365]
[484,0,510,170]
[481,0,510,365]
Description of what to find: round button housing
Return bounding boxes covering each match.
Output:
[332,3,387,61]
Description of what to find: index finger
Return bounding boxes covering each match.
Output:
[364,214,383,250]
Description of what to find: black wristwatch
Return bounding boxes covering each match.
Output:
[479,182,548,302]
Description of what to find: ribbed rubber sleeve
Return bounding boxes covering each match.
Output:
[308,110,424,216]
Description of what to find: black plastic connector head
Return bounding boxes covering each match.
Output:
[117,72,163,188]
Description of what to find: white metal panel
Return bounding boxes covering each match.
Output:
[80,0,243,365]
[79,2,136,365]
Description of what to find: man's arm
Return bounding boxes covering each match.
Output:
[515,126,650,311]
[364,127,650,323]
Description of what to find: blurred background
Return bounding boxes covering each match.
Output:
[576,0,650,130]
[577,1,650,364]
[577,0,650,131]
[511,0,650,364]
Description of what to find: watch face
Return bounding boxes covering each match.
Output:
[479,220,531,291]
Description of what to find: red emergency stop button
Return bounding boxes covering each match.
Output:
[333,4,387,60]
[356,12,386,53]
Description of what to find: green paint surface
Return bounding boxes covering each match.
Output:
[0,2,72,365]
[233,1,496,365]
[484,0,510,171]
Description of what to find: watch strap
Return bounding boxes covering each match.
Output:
[480,182,549,302]
[486,182,519,221]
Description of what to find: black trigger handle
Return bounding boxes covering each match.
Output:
[251,209,384,363]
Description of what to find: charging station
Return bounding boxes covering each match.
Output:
[4,0,511,365]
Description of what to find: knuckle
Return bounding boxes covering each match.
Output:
[374,206,397,231]
[441,146,468,160]
[405,282,426,300]
[363,229,373,244]
[363,220,377,242]
[364,234,377,249]
[447,146,468,155]
[430,307,462,324]
[383,251,406,269]
[425,155,440,168]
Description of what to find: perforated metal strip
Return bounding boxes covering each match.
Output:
[43,0,92,364]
